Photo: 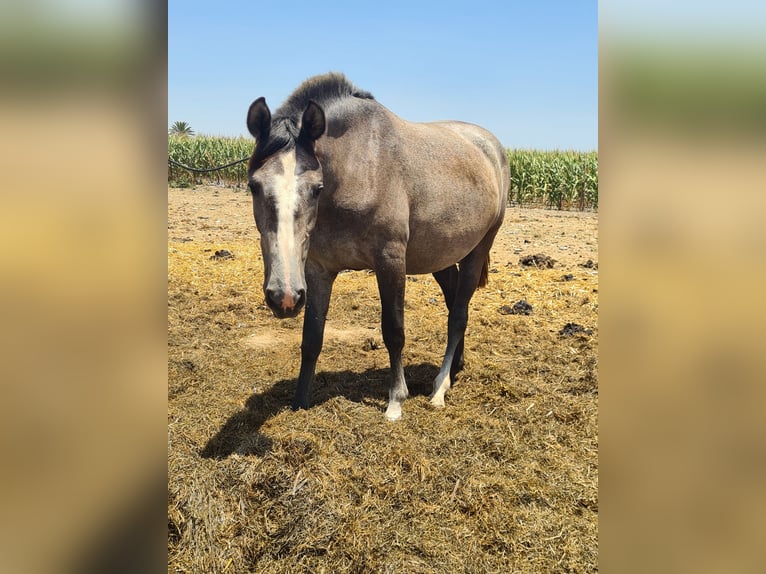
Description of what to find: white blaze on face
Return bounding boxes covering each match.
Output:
[272,152,299,308]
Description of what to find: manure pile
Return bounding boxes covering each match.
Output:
[169,185,598,573]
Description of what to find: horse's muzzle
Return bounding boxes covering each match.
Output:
[265,287,306,319]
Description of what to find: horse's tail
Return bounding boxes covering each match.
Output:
[478,254,490,288]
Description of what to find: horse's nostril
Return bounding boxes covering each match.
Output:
[265,288,281,308]
[265,287,304,314]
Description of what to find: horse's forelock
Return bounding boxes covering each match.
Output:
[250,120,296,170]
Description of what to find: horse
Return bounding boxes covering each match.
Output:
[246,72,508,421]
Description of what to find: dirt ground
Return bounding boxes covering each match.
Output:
[168,184,598,573]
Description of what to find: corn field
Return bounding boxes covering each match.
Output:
[507,149,598,210]
[168,135,253,187]
[168,137,598,210]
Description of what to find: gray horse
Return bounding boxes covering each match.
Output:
[246,73,508,420]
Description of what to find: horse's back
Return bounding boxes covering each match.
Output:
[399,118,507,211]
[430,121,507,164]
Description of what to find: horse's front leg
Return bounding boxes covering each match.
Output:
[293,261,336,410]
[375,247,408,421]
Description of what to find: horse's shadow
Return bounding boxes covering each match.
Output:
[200,363,438,459]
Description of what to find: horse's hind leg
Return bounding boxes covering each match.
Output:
[375,247,409,421]
[433,265,465,378]
[430,234,497,408]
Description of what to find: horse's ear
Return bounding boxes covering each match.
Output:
[300,100,325,142]
[247,97,271,142]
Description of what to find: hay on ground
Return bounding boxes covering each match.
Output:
[168,186,598,573]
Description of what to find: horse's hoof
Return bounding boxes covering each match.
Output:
[429,394,446,408]
[385,404,402,421]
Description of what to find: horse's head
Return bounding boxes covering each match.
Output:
[246,97,325,319]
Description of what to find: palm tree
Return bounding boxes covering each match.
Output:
[169,121,195,138]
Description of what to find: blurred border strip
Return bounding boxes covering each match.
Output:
[600,2,766,572]
[0,1,168,573]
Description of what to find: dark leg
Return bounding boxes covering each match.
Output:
[433,265,465,379]
[375,246,408,421]
[293,262,336,410]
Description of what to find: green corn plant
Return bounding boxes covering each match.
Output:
[507,149,598,210]
[168,135,254,186]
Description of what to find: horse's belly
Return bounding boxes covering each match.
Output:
[404,234,483,275]
[403,196,501,274]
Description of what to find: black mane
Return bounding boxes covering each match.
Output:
[276,72,374,120]
[252,73,373,166]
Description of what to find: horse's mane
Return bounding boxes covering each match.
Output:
[253,73,373,165]
[275,72,374,120]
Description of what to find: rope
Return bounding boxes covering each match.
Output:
[168,156,250,173]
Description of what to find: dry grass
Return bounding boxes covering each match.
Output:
[168,186,598,573]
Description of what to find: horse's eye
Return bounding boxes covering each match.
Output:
[313,184,324,198]
[248,181,262,196]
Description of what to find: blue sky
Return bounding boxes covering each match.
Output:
[168,1,597,150]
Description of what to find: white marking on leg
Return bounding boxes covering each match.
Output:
[386,368,408,421]
[385,400,402,421]
[429,370,451,408]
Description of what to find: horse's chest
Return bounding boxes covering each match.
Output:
[308,227,375,271]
